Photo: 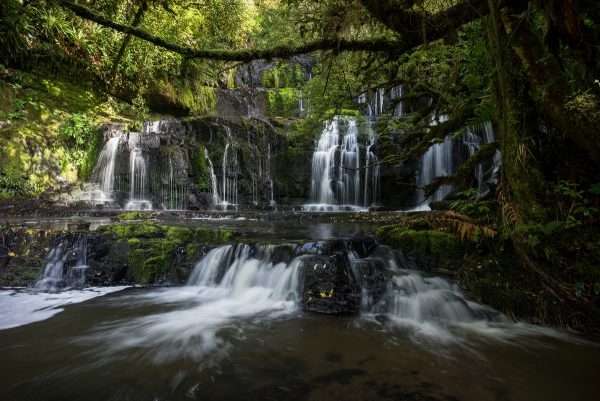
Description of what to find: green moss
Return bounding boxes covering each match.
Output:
[117,211,157,221]
[324,109,360,119]
[98,223,164,239]
[190,146,209,190]
[378,227,464,268]
[165,226,194,243]
[0,71,134,196]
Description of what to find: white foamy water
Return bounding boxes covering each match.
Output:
[77,244,578,367]
[0,287,129,330]
[82,245,304,364]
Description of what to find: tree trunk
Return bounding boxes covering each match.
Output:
[500,3,600,163]
[109,1,147,87]
[484,0,548,222]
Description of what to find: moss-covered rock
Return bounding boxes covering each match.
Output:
[377,226,464,269]
[0,223,236,287]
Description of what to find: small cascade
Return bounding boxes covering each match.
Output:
[78,240,530,362]
[415,120,501,208]
[125,142,152,210]
[161,155,188,210]
[267,144,276,206]
[463,122,501,195]
[33,236,89,292]
[363,120,380,207]
[390,84,404,117]
[90,134,122,202]
[186,242,508,341]
[369,268,506,341]
[205,149,221,206]
[219,129,238,209]
[416,135,455,206]
[186,245,302,301]
[359,85,403,117]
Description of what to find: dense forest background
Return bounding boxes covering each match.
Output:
[1,0,599,331]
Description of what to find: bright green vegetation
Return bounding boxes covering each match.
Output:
[98,223,235,284]
[0,70,135,197]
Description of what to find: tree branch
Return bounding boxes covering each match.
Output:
[58,0,403,61]
[358,0,499,43]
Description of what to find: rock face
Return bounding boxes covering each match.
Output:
[92,116,312,210]
[0,226,397,317]
[299,238,390,315]
[0,224,235,288]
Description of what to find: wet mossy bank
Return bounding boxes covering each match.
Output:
[377,224,600,334]
[0,223,235,287]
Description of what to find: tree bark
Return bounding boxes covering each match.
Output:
[59,0,403,61]
[358,0,498,43]
[485,0,545,219]
[109,1,147,87]
[500,3,600,163]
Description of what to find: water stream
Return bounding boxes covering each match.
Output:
[0,237,597,401]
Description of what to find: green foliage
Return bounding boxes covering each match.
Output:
[449,189,495,220]
[190,147,209,190]
[268,88,300,117]
[0,0,37,64]
[57,113,100,179]
[0,173,33,199]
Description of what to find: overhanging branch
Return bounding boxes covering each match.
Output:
[59,0,404,61]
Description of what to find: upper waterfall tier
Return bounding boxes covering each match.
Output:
[304,116,380,211]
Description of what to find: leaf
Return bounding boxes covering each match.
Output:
[589,183,600,195]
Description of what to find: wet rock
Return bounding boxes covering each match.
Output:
[301,252,361,315]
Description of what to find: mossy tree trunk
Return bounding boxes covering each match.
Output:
[484,0,545,222]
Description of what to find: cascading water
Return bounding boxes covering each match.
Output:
[219,129,238,209]
[90,134,122,202]
[33,236,89,292]
[305,116,379,211]
[363,121,380,207]
[125,144,152,210]
[81,240,533,364]
[267,143,276,206]
[205,149,221,206]
[161,155,188,210]
[416,135,455,206]
[463,122,501,195]
[415,120,500,208]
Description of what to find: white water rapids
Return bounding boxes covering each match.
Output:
[68,243,572,365]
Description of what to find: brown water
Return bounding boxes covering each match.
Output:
[0,287,598,401]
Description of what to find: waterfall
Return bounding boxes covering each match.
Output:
[464,122,501,195]
[390,84,404,117]
[125,146,152,210]
[415,120,501,208]
[33,236,89,292]
[369,268,505,342]
[90,134,122,201]
[416,135,455,206]
[305,116,378,211]
[205,149,221,206]
[267,143,276,206]
[219,129,238,209]
[79,241,533,363]
[161,155,188,210]
[186,245,302,300]
[363,120,380,207]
